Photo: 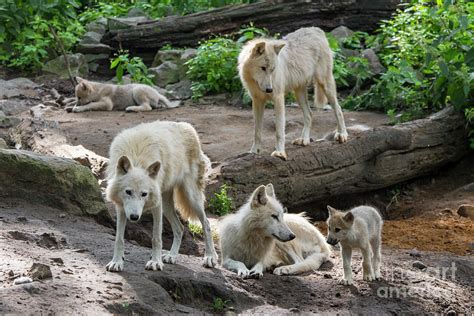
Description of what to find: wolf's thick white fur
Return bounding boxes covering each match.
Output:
[218,184,330,278]
[105,120,217,272]
[238,27,348,160]
[71,77,171,112]
[326,205,383,285]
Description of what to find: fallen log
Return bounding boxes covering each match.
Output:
[104,0,402,59]
[208,107,469,209]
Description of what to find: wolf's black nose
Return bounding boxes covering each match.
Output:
[289,233,296,240]
[130,214,139,221]
[266,88,273,93]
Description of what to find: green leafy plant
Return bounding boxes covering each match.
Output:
[186,37,241,99]
[188,222,203,237]
[0,0,85,72]
[211,297,230,312]
[110,50,155,85]
[343,0,473,127]
[209,184,233,216]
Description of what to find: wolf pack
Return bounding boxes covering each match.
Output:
[73,27,383,286]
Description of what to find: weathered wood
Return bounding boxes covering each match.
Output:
[208,107,469,209]
[104,0,402,59]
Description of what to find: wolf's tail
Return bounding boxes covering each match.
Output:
[173,151,210,221]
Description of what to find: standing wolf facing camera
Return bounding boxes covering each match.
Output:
[238,27,348,160]
[105,120,218,272]
[218,184,330,278]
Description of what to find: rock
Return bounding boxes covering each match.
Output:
[413,261,427,270]
[460,182,474,192]
[341,48,359,58]
[180,48,197,63]
[166,80,192,100]
[127,7,149,18]
[152,49,183,67]
[80,31,103,45]
[50,258,64,265]
[0,78,40,99]
[76,43,113,55]
[409,248,421,257]
[361,48,385,75]
[0,115,21,128]
[84,54,109,63]
[0,138,7,149]
[0,99,31,116]
[42,53,89,79]
[330,26,354,42]
[86,20,107,35]
[29,263,52,280]
[457,204,474,220]
[13,277,33,285]
[149,61,180,87]
[108,16,149,31]
[29,104,60,120]
[0,149,106,215]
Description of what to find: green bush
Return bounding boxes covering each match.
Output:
[0,0,85,70]
[208,184,233,216]
[110,50,155,85]
[343,0,473,125]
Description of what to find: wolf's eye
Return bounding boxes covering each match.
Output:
[125,190,132,196]
[141,192,148,197]
[271,214,278,221]
[261,66,266,71]
[335,228,341,233]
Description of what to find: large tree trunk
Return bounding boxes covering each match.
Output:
[104,0,402,59]
[207,107,469,210]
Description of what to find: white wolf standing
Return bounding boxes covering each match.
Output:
[69,77,172,112]
[238,27,348,160]
[326,205,383,285]
[218,184,330,278]
[105,120,218,272]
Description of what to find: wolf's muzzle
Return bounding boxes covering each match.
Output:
[326,238,339,246]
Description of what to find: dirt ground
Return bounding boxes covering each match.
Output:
[0,77,473,314]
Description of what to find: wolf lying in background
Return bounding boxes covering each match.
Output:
[326,205,383,285]
[105,120,218,272]
[218,184,330,278]
[67,77,172,112]
[238,27,348,160]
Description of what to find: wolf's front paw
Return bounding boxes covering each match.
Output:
[363,273,376,281]
[203,252,218,268]
[106,259,124,272]
[249,263,264,279]
[273,265,292,276]
[271,150,287,160]
[237,268,250,278]
[71,106,84,113]
[339,278,353,286]
[250,144,262,154]
[334,131,348,143]
[145,260,164,271]
[162,254,177,264]
[292,138,310,146]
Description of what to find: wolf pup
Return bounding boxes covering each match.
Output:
[68,77,172,113]
[326,205,383,285]
[105,120,218,272]
[238,27,348,160]
[219,184,330,278]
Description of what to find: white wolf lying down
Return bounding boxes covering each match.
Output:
[105,120,218,272]
[68,76,172,112]
[218,184,330,278]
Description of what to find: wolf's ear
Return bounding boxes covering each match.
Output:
[283,207,288,213]
[343,211,354,223]
[76,76,84,83]
[117,156,132,175]
[265,183,275,198]
[251,185,268,207]
[252,42,266,56]
[274,42,286,55]
[327,205,338,216]
[78,81,92,92]
[147,161,161,179]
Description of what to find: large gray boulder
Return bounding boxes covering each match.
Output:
[86,17,107,35]
[0,149,106,215]
[361,48,385,75]
[330,26,354,42]
[42,54,89,79]
[80,31,103,44]
[108,16,149,31]
[149,61,180,87]
[166,79,192,100]
[0,78,40,99]
[152,49,183,67]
